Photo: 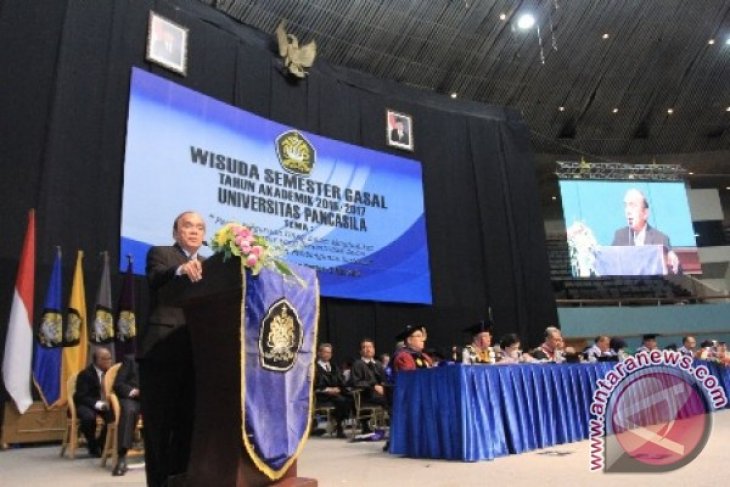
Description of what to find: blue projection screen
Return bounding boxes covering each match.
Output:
[559,180,700,277]
[120,68,432,304]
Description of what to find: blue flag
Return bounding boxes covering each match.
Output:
[241,264,318,480]
[32,248,64,407]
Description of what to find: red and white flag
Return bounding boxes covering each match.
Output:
[2,210,35,413]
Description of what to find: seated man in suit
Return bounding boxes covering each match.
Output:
[584,335,614,362]
[111,355,141,476]
[531,326,564,362]
[350,338,388,432]
[314,343,352,438]
[74,347,114,457]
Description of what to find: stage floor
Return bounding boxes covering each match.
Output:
[2,410,728,486]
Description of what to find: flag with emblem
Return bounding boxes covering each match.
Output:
[114,255,137,358]
[60,250,88,405]
[90,251,114,345]
[32,247,64,407]
[241,264,318,480]
[2,210,35,414]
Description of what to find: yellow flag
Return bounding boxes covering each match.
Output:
[59,250,88,405]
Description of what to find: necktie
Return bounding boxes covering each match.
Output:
[325,363,331,373]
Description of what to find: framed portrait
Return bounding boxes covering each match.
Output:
[146,11,188,76]
[386,109,414,151]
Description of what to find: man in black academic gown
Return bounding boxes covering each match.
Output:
[314,343,352,438]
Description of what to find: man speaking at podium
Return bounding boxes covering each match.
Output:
[139,211,206,487]
[611,188,680,274]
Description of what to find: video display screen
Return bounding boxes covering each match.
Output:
[120,68,432,304]
[559,180,699,277]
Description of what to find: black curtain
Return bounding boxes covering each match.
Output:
[0,0,557,393]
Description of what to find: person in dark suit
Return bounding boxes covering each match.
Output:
[111,355,141,477]
[314,343,352,438]
[74,347,113,457]
[390,119,410,145]
[611,188,680,273]
[349,338,388,432]
[139,211,206,487]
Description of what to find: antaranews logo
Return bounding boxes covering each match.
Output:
[589,350,727,473]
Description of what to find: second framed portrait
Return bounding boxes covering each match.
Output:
[386,109,414,151]
[146,11,189,76]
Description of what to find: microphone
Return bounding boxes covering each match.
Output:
[201,240,209,247]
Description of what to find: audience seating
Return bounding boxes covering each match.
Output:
[59,373,81,458]
[100,363,144,468]
[349,389,386,437]
[100,363,121,467]
[546,235,693,303]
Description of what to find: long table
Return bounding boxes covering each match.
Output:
[389,362,730,461]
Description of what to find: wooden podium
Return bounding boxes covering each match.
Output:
[179,254,316,487]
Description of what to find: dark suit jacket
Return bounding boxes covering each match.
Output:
[113,356,140,399]
[314,362,347,392]
[74,364,104,410]
[611,224,670,247]
[350,359,386,390]
[140,244,204,358]
[390,128,409,145]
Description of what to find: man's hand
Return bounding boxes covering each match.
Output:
[667,250,680,274]
[180,259,203,282]
[324,387,341,396]
[129,388,140,398]
[373,384,384,396]
[94,400,109,411]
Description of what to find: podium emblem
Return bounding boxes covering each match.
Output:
[259,298,303,372]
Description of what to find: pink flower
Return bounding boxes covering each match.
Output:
[235,235,244,246]
[246,254,258,267]
[250,245,263,257]
[241,242,251,253]
[236,226,253,239]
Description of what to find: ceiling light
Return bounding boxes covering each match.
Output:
[708,39,715,45]
[725,106,730,112]
[726,186,730,190]
[450,92,458,99]
[499,13,507,21]
[612,107,619,114]
[667,108,674,115]
[558,106,565,112]
[688,172,694,175]
[551,196,557,201]
[726,38,730,45]
[602,33,610,40]
[517,13,535,30]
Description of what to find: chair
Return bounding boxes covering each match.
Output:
[313,403,337,436]
[349,388,386,437]
[59,372,81,458]
[100,363,121,467]
[100,363,144,468]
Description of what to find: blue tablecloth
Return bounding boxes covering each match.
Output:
[389,362,730,461]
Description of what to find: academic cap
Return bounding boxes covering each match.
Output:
[396,324,426,341]
[642,333,660,341]
[463,319,494,337]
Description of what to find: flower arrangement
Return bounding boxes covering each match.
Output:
[211,222,298,280]
[566,220,598,277]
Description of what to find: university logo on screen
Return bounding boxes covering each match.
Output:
[589,350,727,473]
[276,130,316,177]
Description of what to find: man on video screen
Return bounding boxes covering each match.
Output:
[611,188,680,273]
